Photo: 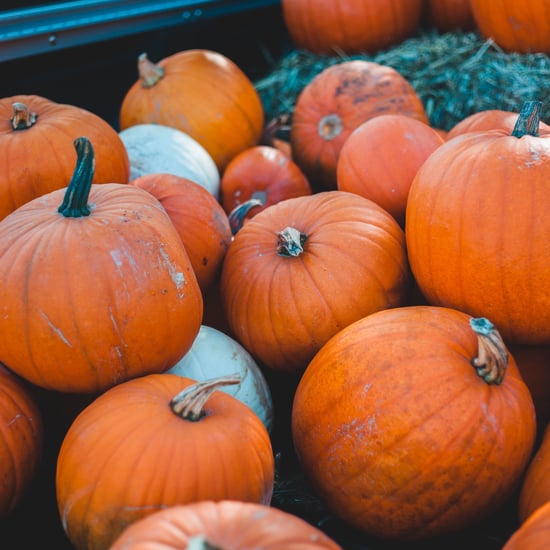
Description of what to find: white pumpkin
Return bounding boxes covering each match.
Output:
[167,325,274,433]
[119,123,220,198]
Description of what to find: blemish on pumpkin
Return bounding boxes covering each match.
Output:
[158,246,186,295]
[40,310,72,347]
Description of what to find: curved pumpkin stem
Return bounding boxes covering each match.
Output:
[512,100,542,138]
[170,374,241,421]
[58,136,95,218]
[470,317,508,385]
[277,226,307,257]
[228,198,263,235]
[11,102,37,131]
[138,52,165,88]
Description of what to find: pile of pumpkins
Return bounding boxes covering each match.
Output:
[1,1,550,549]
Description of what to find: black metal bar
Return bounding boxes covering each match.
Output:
[0,0,281,62]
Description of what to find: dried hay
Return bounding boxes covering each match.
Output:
[255,30,550,131]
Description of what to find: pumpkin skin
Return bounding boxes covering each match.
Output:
[292,306,537,541]
[119,123,220,198]
[470,0,550,54]
[131,173,232,293]
[110,500,342,549]
[220,145,312,221]
[56,374,275,550]
[166,325,274,434]
[502,500,550,550]
[0,95,129,221]
[119,50,264,172]
[336,113,444,226]
[406,102,550,344]
[0,364,43,517]
[281,0,423,55]
[518,422,550,523]
[290,60,428,191]
[220,190,410,374]
[0,137,203,393]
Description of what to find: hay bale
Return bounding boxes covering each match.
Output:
[255,31,550,131]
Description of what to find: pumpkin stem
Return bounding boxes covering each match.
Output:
[187,535,221,550]
[277,226,307,257]
[511,101,542,138]
[57,136,95,218]
[318,114,343,140]
[138,52,165,88]
[469,317,508,385]
[170,374,241,421]
[261,113,291,145]
[11,102,38,130]
[228,198,264,235]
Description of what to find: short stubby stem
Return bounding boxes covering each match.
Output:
[470,317,507,385]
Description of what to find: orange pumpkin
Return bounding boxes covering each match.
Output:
[425,0,476,32]
[290,60,428,191]
[110,500,342,549]
[0,95,129,221]
[406,101,550,344]
[0,137,202,393]
[470,0,550,54]
[503,500,550,550]
[220,145,312,221]
[131,173,232,294]
[292,306,537,540]
[518,422,550,523]
[119,50,264,172]
[220,190,410,374]
[0,364,43,517]
[336,113,444,226]
[281,0,423,55]
[56,374,275,550]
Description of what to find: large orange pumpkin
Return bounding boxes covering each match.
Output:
[0,364,43,517]
[220,190,410,374]
[56,374,275,550]
[406,101,550,344]
[290,60,428,191]
[131,173,232,294]
[292,306,537,540]
[503,500,550,550]
[518,422,550,523]
[119,50,264,172]
[0,137,203,394]
[110,500,342,549]
[470,0,550,54]
[0,95,129,221]
[281,0,423,55]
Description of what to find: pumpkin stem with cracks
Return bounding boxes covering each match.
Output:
[228,198,264,235]
[58,136,95,218]
[512,100,542,138]
[11,102,37,130]
[138,53,165,88]
[277,226,307,257]
[170,375,241,421]
[469,317,508,385]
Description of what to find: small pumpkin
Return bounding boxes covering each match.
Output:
[281,0,423,55]
[502,500,550,550]
[470,0,550,54]
[110,500,342,549]
[220,145,312,222]
[119,123,220,198]
[0,95,129,221]
[130,173,232,293]
[0,364,43,517]
[290,60,428,191]
[292,306,536,540]
[220,190,410,374]
[56,374,275,550]
[0,137,203,393]
[119,50,264,172]
[406,101,550,344]
[518,422,550,523]
[166,325,274,434]
[336,113,444,226]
